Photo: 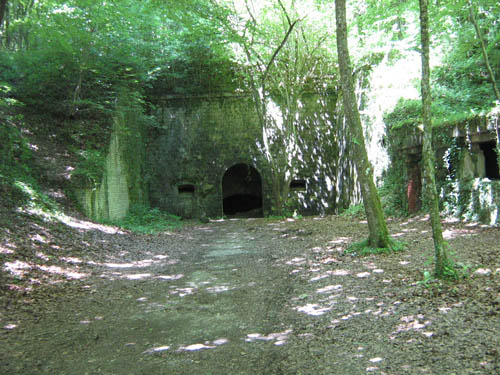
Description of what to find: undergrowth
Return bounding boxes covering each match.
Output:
[109,204,182,234]
[345,238,407,256]
[339,203,365,218]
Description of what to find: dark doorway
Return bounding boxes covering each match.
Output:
[178,184,195,194]
[222,164,263,217]
[290,179,307,191]
[479,141,500,180]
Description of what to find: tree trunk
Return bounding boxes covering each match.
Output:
[468,1,500,100]
[419,0,450,278]
[335,0,391,249]
[0,0,7,29]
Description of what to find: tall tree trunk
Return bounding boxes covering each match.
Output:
[0,0,7,29]
[335,0,391,249]
[468,1,500,100]
[467,0,500,172]
[419,0,450,278]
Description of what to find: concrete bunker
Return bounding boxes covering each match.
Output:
[222,163,263,217]
[479,141,500,180]
[290,179,307,191]
[177,184,196,218]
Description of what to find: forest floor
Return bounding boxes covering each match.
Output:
[1,204,500,374]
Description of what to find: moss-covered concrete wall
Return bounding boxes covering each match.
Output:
[74,124,130,221]
[74,92,147,221]
[147,95,268,218]
[147,93,357,218]
[387,115,500,224]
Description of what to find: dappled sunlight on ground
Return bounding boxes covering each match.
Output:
[37,264,88,279]
[57,215,125,234]
[245,329,292,346]
[0,244,15,254]
[316,284,342,294]
[144,338,230,355]
[328,236,351,245]
[296,303,332,316]
[170,287,196,297]
[156,274,184,281]
[21,205,127,235]
[122,273,151,280]
[390,315,433,339]
[101,258,165,269]
[143,345,171,354]
[2,214,500,374]
[3,259,88,280]
[206,285,234,293]
[442,227,480,239]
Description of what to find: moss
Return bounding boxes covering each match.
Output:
[345,238,407,256]
[73,89,148,221]
[71,150,106,188]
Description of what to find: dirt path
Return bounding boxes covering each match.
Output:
[1,216,500,374]
[2,220,297,374]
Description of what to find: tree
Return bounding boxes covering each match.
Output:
[238,0,299,215]
[335,0,392,249]
[467,0,500,171]
[0,0,37,49]
[429,0,499,119]
[418,0,454,279]
[215,0,334,215]
[0,0,7,30]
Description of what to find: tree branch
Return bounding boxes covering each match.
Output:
[468,0,500,100]
[277,0,292,27]
[263,19,299,81]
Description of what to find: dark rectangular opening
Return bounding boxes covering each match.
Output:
[479,141,500,180]
[178,184,195,194]
[290,179,306,191]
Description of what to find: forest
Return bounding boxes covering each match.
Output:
[1,0,500,374]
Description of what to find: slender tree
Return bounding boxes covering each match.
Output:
[418,0,452,278]
[467,0,500,101]
[335,0,392,249]
[213,0,332,215]
[467,0,500,172]
[0,0,7,30]
[238,1,299,215]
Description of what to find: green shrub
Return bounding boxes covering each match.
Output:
[339,203,366,218]
[345,238,407,256]
[113,204,182,234]
[384,98,422,130]
[70,150,106,188]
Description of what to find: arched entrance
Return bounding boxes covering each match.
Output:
[222,164,263,217]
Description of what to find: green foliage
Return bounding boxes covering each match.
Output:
[345,238,407,256]
[0,122,32,178]
[1,0,237,119]
[0,84,34,198]
[70,150,105,188]
[416,270,434,287]
[339,203,365,218]
[111,204,182,234]
[384,97,479,132]
[440,262,460,281]
[428,0,499,124]
[384,99,422,130]
[266,209,303,221]
[13,179,60,214]
[419,260,471,285]
[381,0,499,133]
[378,175,410,217]
[340,177,409,219]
